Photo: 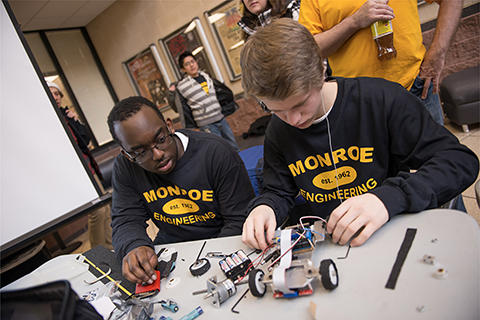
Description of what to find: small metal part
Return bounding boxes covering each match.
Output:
[192,288,208,295]
[422,254,436,265]
[204,275,237,308]
[434,268,448,279]
[417,306,426,313]
[84,267,111,284]
[231,288,249,314]
[431,238,438,243]
[206,252,228,258]
[166,277,180,289]
[337,245,351,259]
[234,277,248,286]
[158,299,179,313]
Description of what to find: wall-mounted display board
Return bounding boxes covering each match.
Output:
[123,44,172,111]
[204,0,244,81]
[159,18,223,82]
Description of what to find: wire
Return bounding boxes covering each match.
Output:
[321,91,343,205]
[311,230,325,238]
[299,215,327,230]
[268,230,306,269]
[235,243,275,283]
[302,231,315,250]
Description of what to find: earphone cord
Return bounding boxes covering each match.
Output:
[321,90,343,204]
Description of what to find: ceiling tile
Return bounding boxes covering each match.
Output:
[23,16,70,31]
[7,0,118,31]
[75,0,115,16]
[8,1,47,19]
[60,15,96,28]
[35,1,85,19]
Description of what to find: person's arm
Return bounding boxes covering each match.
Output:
[110,157,158,284]
[61,107,92,151]
[241,123,299,250]
[176,85,197,128]
[372,86,478,216]
[299,0,394,58]
[166,84,178,113]
[64,107,79,121]
[418,0,462,99]
[327,80,478,247]
[342,82,478,246]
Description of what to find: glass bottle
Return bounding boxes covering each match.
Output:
[371,20,397,62]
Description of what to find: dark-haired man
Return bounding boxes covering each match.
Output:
[169,51,240,152]
[107,96,254,284]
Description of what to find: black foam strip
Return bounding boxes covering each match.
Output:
[80,245,136,300]
[385,228,417,290]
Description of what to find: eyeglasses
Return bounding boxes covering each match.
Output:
[183,60,196,67]
[124,132,174,164]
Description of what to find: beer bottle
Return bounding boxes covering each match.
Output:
[371,20,397,62]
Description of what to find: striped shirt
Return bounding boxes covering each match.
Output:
[177,71,223,127]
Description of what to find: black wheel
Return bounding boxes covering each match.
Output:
[189,258,211,277]
[248,269,266,297]
[319,259,339,290]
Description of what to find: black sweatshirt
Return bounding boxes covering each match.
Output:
[111,130,255,261]
[248,77,479,225]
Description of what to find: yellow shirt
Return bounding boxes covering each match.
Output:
[299,0,431,89]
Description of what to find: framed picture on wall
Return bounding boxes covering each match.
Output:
[122,44,172,111]
[159,17,223,82]
[204,0,244,81]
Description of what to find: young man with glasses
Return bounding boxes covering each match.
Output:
[239,19,478,251]
[168,51,241,152]
[107,96,254,284]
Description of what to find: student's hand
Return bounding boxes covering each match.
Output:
[352,0,395,29]
[169,84,176,91]
[242,205,277,250]
[65,108,79,121]
[327,193,388,247]
[122,246,158,284]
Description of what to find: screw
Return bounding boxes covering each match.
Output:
[417,306,426,313]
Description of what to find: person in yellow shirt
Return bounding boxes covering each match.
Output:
[299,0,462,126]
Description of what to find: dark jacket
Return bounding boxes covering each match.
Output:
[167,77,238,129]
[61,107,103,180]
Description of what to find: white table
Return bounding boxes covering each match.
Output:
[3,209,479,320]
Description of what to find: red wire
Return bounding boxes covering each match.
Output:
[236,243,275,283]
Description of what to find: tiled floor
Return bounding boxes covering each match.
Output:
[71,119,480,255]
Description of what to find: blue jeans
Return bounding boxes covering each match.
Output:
[200,117,241,152]
[409,76,444,125]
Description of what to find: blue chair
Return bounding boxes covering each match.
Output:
[239,145,311,227]
[239,145,264,196]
